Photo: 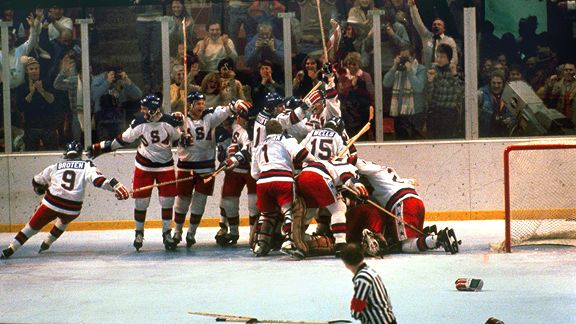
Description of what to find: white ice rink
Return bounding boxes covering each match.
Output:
[1,220,575,324]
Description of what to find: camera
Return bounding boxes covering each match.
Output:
[397,56,410,71]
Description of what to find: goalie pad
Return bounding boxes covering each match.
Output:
[291,195,309,256]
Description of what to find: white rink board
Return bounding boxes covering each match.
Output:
[0,138,570,226]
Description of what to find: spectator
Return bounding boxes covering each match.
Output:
[491,62,507,81]
[364,14,410,76]
[542,62,576,124]
[228,0,253,47]
[200,72,223,108]
[408,0,458,68]
[246,0,285,40]
[168,0,196,57]
[424,44,463,139]
[335,22,363,65]
[39,23,77,82]
[341,243,397,324]
[193,21,238,73]
[0,14,38,89]
[478,73,517,137]
[187,54,203,90]
[91,67,143,141]
[53,48,84,142]
[347,0,374,40]
[478,57,493,87]
[15,56,59,151]
[517,16,541,59]
[170,64,187,113]
[251,60,284,114]
[478,20,500,61]
[244,22,284,68]
[217,58,246,106]
[383,46,426,140]
[293,56,320,99]
[46,5,73,42]
[338,52,374,140]
[508,64,525,82]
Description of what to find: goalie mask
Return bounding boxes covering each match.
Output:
[63,140,83,160]
[140,94,162,122]
[361,229,388,257]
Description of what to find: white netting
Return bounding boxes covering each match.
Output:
[506,140,576,250]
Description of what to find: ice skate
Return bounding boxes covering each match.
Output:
[253,240,271,257]
[133,230,144,251]
[280,239,305,259]
[214,225,229,246]
[38,242,50,253]
[185,232,196,248]
[436,227,461,254]
[1,247,14,259]
[163,230,177,251]
[334,242,347,258]
[172,230,182,245]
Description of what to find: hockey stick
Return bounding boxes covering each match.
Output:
[130,172,196,196]
[342,185,425,236]
[315,0,328,62]
[336,122,371,158]
[203,164,227,184]
[188,311,351,324]
[182,19,189,136]
[303,81,322,101]
[335,105,374,158]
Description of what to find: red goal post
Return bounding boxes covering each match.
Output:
[501,140,576,252]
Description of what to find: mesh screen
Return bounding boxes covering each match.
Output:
[507,142,576,247]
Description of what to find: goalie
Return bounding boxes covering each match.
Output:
[347,158,461,256]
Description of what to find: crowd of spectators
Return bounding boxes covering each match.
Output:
[2,1,576,152]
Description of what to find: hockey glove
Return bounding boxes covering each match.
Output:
[303,89,324,110]
[179,134,193,148]
[227,143,239,157]
[109,178,130,200]
[171,112,184,126]
[224,156,239,170]
[455,278,483,292]
[32,179,48,195]
[86,141,112,159]
[231,99,252,114]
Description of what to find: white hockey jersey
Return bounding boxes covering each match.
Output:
[252,107,310,148]
[229,121,252,174]
[34,160,111,215]
[118,114,181,172]
[302,159,358,187]
[251,134,311,184]
[300,128,346,160]
[355,159,420,211]
[177,106,233,173]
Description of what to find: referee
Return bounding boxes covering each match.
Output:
[341,243,397,324]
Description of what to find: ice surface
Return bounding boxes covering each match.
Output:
[1,221,575,323]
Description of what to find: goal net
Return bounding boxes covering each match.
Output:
[500,140,576,252]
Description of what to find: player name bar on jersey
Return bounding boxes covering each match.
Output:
[311,129,337,137]
[57,161,85,170]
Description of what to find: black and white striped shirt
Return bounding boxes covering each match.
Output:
[350,263,396,324]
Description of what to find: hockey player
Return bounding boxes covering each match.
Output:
[1,141,130,259]
[349,158,460,255]
[300,116,347,160]
[172,91,250,247]
[253,92,325,148]
[295,158,368,256]
[215,106,258,246]
[250,120,316,257]
[87,94,182,252]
